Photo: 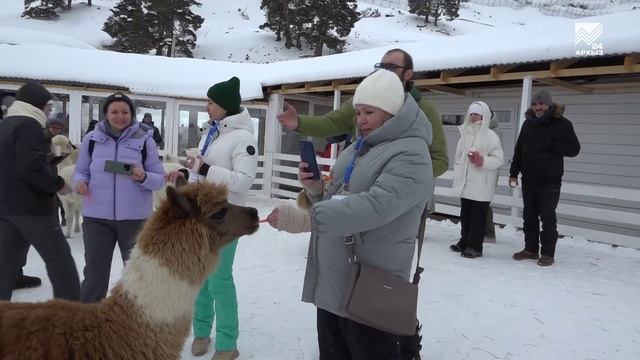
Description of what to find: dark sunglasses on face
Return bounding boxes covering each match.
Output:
[374,62,408,71]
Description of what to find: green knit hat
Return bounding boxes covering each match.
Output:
[206,76,241,116]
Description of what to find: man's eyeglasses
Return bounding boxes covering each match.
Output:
[374,62,408,71]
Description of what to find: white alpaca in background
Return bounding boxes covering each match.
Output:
[58,164,82,238]
[51,135,82,237]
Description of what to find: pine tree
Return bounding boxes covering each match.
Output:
[103,0,154,53]
[259,0,300,49]
[145,0,204,57]
[431,0,460,26]
[409,0,459,25]
[408,0,432,24]
[23,0,66,19]
[301,0,359,56]
[260,0,286,42]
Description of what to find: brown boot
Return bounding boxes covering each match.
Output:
[537,255,555,266]
[212,350,239,360]
[512,249,539,260]
[191,337,211,357]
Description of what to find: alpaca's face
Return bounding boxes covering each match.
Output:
[138,183,259,285]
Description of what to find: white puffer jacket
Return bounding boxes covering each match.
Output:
[452,101,504,202]
[196,108,258,206]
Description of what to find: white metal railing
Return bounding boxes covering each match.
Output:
[257,154,640,249]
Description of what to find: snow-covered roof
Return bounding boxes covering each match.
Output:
[0,11,638,100]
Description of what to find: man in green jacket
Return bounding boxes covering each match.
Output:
[277,48,449,178]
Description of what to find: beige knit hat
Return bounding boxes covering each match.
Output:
[352,69,404,116]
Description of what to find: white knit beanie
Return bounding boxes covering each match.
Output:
[352,69,404,116]
[468,103,483,116]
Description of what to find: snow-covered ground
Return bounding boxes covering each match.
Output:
[11,197,640,360]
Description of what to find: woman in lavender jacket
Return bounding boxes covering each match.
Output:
[72,92,165,303]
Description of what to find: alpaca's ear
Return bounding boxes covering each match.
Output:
[166,186,192,218]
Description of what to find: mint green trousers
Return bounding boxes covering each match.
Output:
[192,239,239,351]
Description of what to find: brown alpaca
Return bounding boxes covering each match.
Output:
[0,183,259,360]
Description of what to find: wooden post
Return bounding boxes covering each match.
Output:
[68,91,82,146]
[512,76,533,220]
[263,93,282,198]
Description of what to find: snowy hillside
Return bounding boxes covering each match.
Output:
[0,0,638,63]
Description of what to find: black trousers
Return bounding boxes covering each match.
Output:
[522,181,561,257]
[0,215,80,301]
[456,198,490,252]
[317,308,402,360]
[80,217,143,303]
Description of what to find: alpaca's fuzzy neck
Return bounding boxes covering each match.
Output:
[119,247,201,324]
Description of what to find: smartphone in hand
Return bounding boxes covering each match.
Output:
[104,160,133,176]
[298,140,321,180]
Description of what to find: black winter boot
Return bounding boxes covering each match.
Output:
[14,274,42,290]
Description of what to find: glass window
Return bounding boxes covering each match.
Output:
[313,104,333,116]
[49,93,70,137]
[281,99,309,155]
[81,95,107,139]
[177,104,208,157]
[493,110,513,128]
[441,114,464,126]
[247,107,266,155]
[134,99,167,150]
[0,89,16,120]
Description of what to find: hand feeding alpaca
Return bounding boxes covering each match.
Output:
[154,154,188,209]
[0,182,259,360]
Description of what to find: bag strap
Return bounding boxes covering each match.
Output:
[412,204,428,285]
[344,202,429,285]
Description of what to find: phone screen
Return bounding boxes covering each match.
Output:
[104,160,133,176]
[298,140,321,180]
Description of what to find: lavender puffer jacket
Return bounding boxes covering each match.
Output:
[73,121,165,220]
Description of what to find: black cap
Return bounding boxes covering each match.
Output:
[15,80,52,110]
[103,92,136,116]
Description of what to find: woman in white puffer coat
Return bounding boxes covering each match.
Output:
[450,101,504,258]
[186,76,257,360]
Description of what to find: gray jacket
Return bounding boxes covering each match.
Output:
[302,95,434,318]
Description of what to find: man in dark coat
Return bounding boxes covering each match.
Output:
[509,89,581,267]
[0,80,80,300]
[1,89,44,290]
[142,112,164,147]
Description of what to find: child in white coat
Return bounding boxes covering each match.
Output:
[450,101,504,258]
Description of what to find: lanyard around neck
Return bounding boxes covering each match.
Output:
[342,137,365,190]
[200,121,219,157]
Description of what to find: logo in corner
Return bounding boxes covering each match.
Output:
[574,22,604,56]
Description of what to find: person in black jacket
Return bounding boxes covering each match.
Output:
[142,113,164,147]
[1,89,45,291]
[509,89,581,267]
[0,80,80,301]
